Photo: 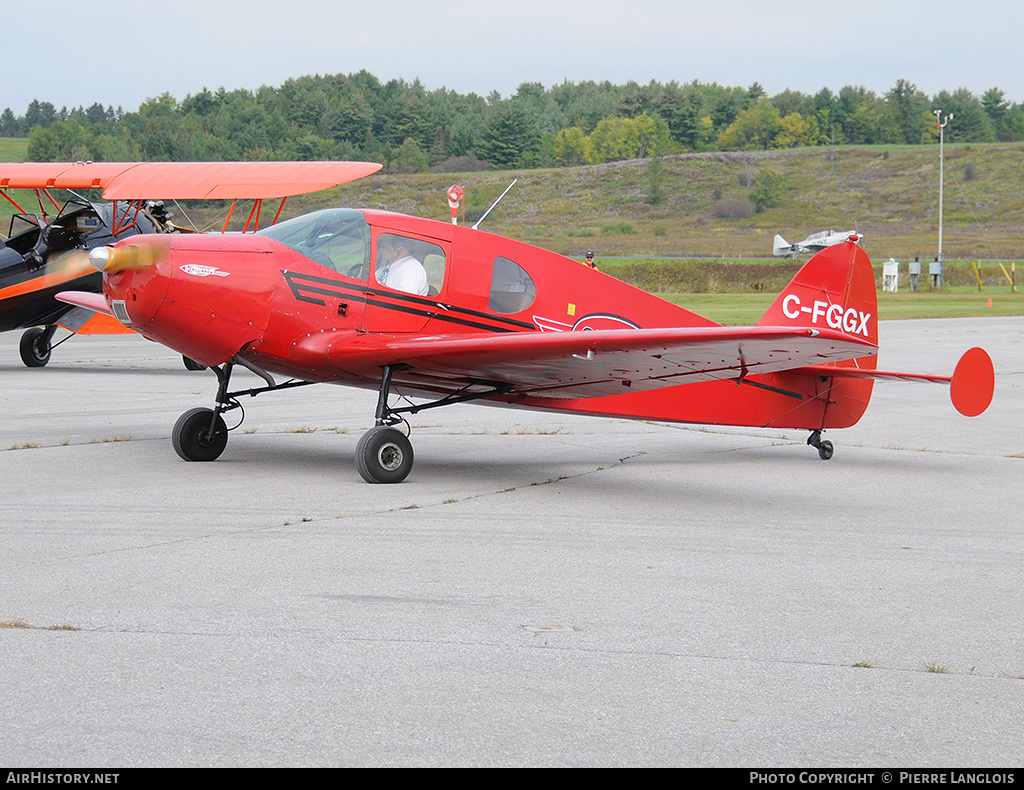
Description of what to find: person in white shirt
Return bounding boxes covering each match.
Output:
[376,235,429,296]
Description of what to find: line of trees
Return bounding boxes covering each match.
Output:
[4,73,1023,171]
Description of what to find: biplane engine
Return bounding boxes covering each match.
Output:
[90,234,276,367]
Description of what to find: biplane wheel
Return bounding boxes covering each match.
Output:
[172,407,228,462]
[182,355,206,371]
[19,327,51,368]
[817,440,834,461]
[356,426,413,484]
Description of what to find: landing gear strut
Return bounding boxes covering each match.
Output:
[807,429,834,461]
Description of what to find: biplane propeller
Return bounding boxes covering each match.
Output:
[1,161,380,367]
[55,164,994,483]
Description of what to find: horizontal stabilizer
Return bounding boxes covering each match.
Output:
[802,347,994,417]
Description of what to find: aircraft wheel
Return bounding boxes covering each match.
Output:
[172,407,228,462]
[19,327,51,368]
[356,426,413,483]
[182,355,206,371]
[817,440,834,461]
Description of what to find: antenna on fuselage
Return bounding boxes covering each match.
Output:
[471,178,518,230]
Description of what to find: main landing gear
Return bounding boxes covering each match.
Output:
[354,365,512,484]
[807,429,834,461]
[172,359,509,483]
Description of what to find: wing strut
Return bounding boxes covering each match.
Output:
[373,364,512,426]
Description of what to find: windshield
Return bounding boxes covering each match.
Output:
[259,208,369,275]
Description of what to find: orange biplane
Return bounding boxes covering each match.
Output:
[0,161,379,366]
[54,162,994,483]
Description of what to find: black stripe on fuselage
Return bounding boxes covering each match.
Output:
[281,270,535,333]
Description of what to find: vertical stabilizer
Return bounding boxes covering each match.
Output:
[759,241,878,351]
[758,241,878,429]
[772,234,791,256]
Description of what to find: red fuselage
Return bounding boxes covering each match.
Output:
[99,209,876,431]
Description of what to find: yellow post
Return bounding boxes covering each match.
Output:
[973,261,983,291]
[998,262,1019,293]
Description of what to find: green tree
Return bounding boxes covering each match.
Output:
[717,101,783,150]
[0,107,16,136]
[933,88,995,142]
[388,137,431,173]
[981,88,1009,138]
[27,120,91,161]
[886,79,931,144]
[476,103,540,168]
[749,168,787,212]
[588,113,671,162]
[550,126,592,166]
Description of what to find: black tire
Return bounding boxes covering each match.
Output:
[182,355,206,371]
[19,327,51,368]
[172,407,228,462]
[355,426,413,483]
[817,440,834,461]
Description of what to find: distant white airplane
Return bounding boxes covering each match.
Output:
[774,230,863,257]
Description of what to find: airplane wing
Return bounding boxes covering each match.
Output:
[1,161,382,199]
[321,325,876,399]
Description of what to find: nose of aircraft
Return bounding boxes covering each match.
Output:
[95,236,174,331]
[97,233,276,367]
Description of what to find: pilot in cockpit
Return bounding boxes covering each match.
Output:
[376,235,429,295]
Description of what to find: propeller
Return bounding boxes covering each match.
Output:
[88,241,166,274]
[34,248,95,289]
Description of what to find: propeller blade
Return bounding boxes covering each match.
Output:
[30,249,95,290]
[89,242,166,274]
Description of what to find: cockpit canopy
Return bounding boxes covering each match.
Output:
[258,208,369,277]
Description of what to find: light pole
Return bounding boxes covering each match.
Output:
[934,109,953,267]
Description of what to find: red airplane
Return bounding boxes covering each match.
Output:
[56,166,994,484]
[1,160,380,366]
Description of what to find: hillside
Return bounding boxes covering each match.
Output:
[288,143,1024,263]
[4,142,1024,262]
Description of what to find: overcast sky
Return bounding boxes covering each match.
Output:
[5,0,1021,114]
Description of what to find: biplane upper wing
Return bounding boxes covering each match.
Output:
[0,161,382,199]
[320,325,877,399]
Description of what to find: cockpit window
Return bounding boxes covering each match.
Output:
[259,208,369,277]
[374,233,445,296]
[489,257,536,314]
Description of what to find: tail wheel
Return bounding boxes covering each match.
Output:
[807,429,834,461]
[356,426,414,483]
[19,327,52,368]
[172,407,228,462]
